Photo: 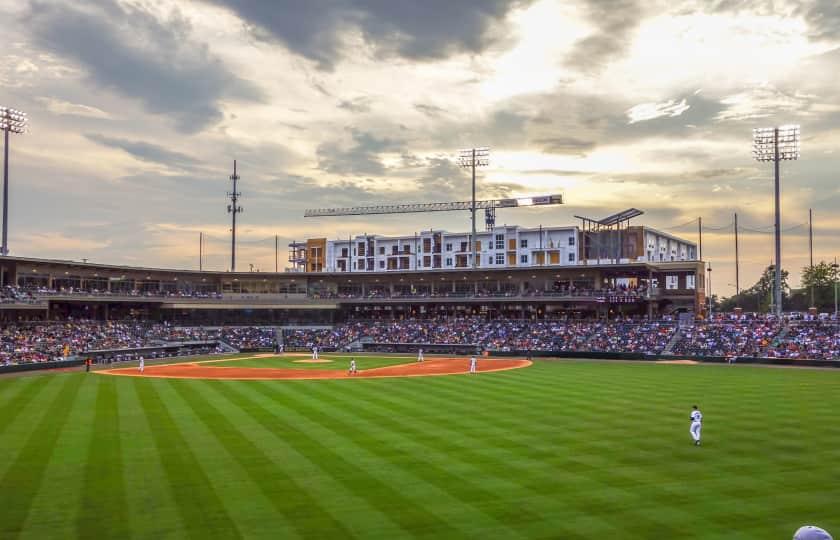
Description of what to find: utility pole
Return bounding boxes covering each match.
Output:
[698,217,702,261]
[275,235,279,273]
[734,213,739,297]
[227,160,243,272]
[199,232,203,271]
[458,147,489,269]
[809,208,814,307]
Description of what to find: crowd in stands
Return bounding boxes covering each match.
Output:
[767,323,840,360]
[3,317,840,366]
[3,285,222,300]
[672,319,780,357]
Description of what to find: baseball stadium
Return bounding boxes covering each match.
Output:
[2,1,840,539]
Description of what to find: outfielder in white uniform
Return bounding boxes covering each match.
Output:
[417,348,424,362]
[690,405,702,446]
[349,359,357,375]
[469,356,477,374]
[138,356,145,373]
[312,346,319,360]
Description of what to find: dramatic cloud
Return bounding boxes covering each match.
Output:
[316,129,405,176]
[85,133,202,170]
[24,0,262,132]
[36,97,113,119]
[200,0,532,68]
[565,0,645,72]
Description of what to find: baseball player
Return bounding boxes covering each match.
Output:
[138,356,145,374]
[417,348,424,362]
[312,346,319,360]
[349,359,357,375]
[794,526,833,540]
[469,355,477,374]
[690,405,702,446]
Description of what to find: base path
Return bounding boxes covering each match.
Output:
[99,358,532,381]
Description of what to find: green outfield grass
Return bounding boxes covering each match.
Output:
[1,358,838,539]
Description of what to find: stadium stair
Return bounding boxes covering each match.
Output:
[663,330,683,354]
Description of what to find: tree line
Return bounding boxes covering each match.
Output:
[719,261,839,313]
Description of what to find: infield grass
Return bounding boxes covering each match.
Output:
[0,357,838,539]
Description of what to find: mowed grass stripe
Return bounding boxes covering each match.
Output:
[18,375,100,540]
[134,380,242,539]
[208,380,411,540]
[120,377,186,537]
[0,377,55,438]
[245,381,468,538]
[170,379,353,539]
[76,376,129,539]
[0,375,83,539]
[301,380,546,533]
[153,380,302,540]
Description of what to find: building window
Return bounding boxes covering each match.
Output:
[568,252,575,262]
[520,254,528,264]
[495,253,504,265]
[379,246,385,255]
[445,243,452,252]
[686,275,696,289]
[341,248,348,258]
[568,236,575,246]
[379,260,385,268]
[403,245,410,253]
[495,234,504,250]
[520,239,528,248]
[446,258,453,266]
[460,241,468,252]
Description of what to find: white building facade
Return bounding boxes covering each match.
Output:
[319,224,697,273]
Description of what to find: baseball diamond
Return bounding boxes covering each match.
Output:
[1,354,838,538]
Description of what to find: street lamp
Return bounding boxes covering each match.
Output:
[753,125,800,317]
[0,106,28,256]
[458,147,489,269]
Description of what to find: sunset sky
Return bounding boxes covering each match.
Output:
[1,0,839,295]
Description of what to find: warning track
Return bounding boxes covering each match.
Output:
[98,357,532,380]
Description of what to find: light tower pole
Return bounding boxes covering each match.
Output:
[227,160,243,272]
[0,107,27,256]
[458,147,489,269]
[753,125,800,317]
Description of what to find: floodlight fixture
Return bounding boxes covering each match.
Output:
[752,124,801,317]
[753,125,800,162]
[458,147,490,269]
[1,106,28,256]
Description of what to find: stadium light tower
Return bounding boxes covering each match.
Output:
[0,106,27,256]
[458,147,489,269]
[227,160,243,272]
[753,125,800,317]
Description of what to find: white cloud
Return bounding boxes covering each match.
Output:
[715,85,811,122]
[36,97,113,119]
[626,98,690,124]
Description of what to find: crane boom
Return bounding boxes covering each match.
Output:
[304,194,563,217]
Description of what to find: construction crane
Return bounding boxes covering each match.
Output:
[304,194,564,230]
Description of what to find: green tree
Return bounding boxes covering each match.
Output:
[798,261,840,311]
[720,265,789,313]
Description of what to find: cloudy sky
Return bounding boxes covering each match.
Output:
[1,0,839,294]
